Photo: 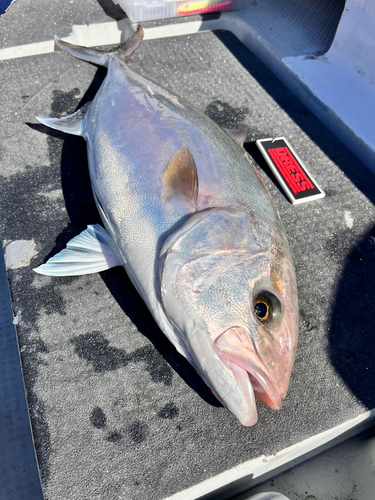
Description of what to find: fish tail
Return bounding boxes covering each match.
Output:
[54,25,144,68]
[115,25,144,63]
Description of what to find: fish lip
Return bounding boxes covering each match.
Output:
[214,327,283,411]
[244,357,283,410]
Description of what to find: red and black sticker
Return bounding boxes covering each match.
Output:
[256,137,325,205]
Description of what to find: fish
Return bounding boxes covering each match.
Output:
[34,27,299,426]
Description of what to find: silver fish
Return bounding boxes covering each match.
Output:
[35,27,298,426]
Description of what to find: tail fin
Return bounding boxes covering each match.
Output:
[54,25,144,68]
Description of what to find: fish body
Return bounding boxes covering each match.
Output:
[35,28,298,426]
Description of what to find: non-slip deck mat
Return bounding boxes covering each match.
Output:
[1,2,375,500]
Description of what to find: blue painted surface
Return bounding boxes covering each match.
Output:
[0,0,16,16]
[0,246,43,500]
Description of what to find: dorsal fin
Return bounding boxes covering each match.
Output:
[223,125,248,146]
[54,26,144,68]
[36,101,91,136]
[162,147,198,211]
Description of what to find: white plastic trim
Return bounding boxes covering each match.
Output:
[164,409,375,500]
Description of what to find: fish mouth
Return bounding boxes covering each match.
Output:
[214,327,283,414]
[244,359,283,410]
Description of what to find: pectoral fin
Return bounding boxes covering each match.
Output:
[34,224,122,276]
[162,147,198,211]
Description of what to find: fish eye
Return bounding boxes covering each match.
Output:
[253,291,281,325]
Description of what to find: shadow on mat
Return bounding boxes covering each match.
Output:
[96,0,127,20]
[328,225,375,409]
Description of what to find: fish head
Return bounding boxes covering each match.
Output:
[159,208,298,426]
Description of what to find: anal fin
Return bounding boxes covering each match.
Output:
[34,224,122,276]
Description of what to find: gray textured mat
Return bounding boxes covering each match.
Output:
[1,2,375,500]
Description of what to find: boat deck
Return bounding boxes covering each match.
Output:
[1,1,375,499]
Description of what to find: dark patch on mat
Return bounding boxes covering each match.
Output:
[50,88,81,116]
[90,406,107,429]
[205,99,248,129]
[158,402,179,420]
[106,430,123,443]
[71,332,127,371]
[128,420,148,444]
[70,331,173,385]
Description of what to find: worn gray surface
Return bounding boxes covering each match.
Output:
[1,1,375,499]
[245,426,375,500]
[0,0,125,48]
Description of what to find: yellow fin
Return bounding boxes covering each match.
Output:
[162,147,198,210]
